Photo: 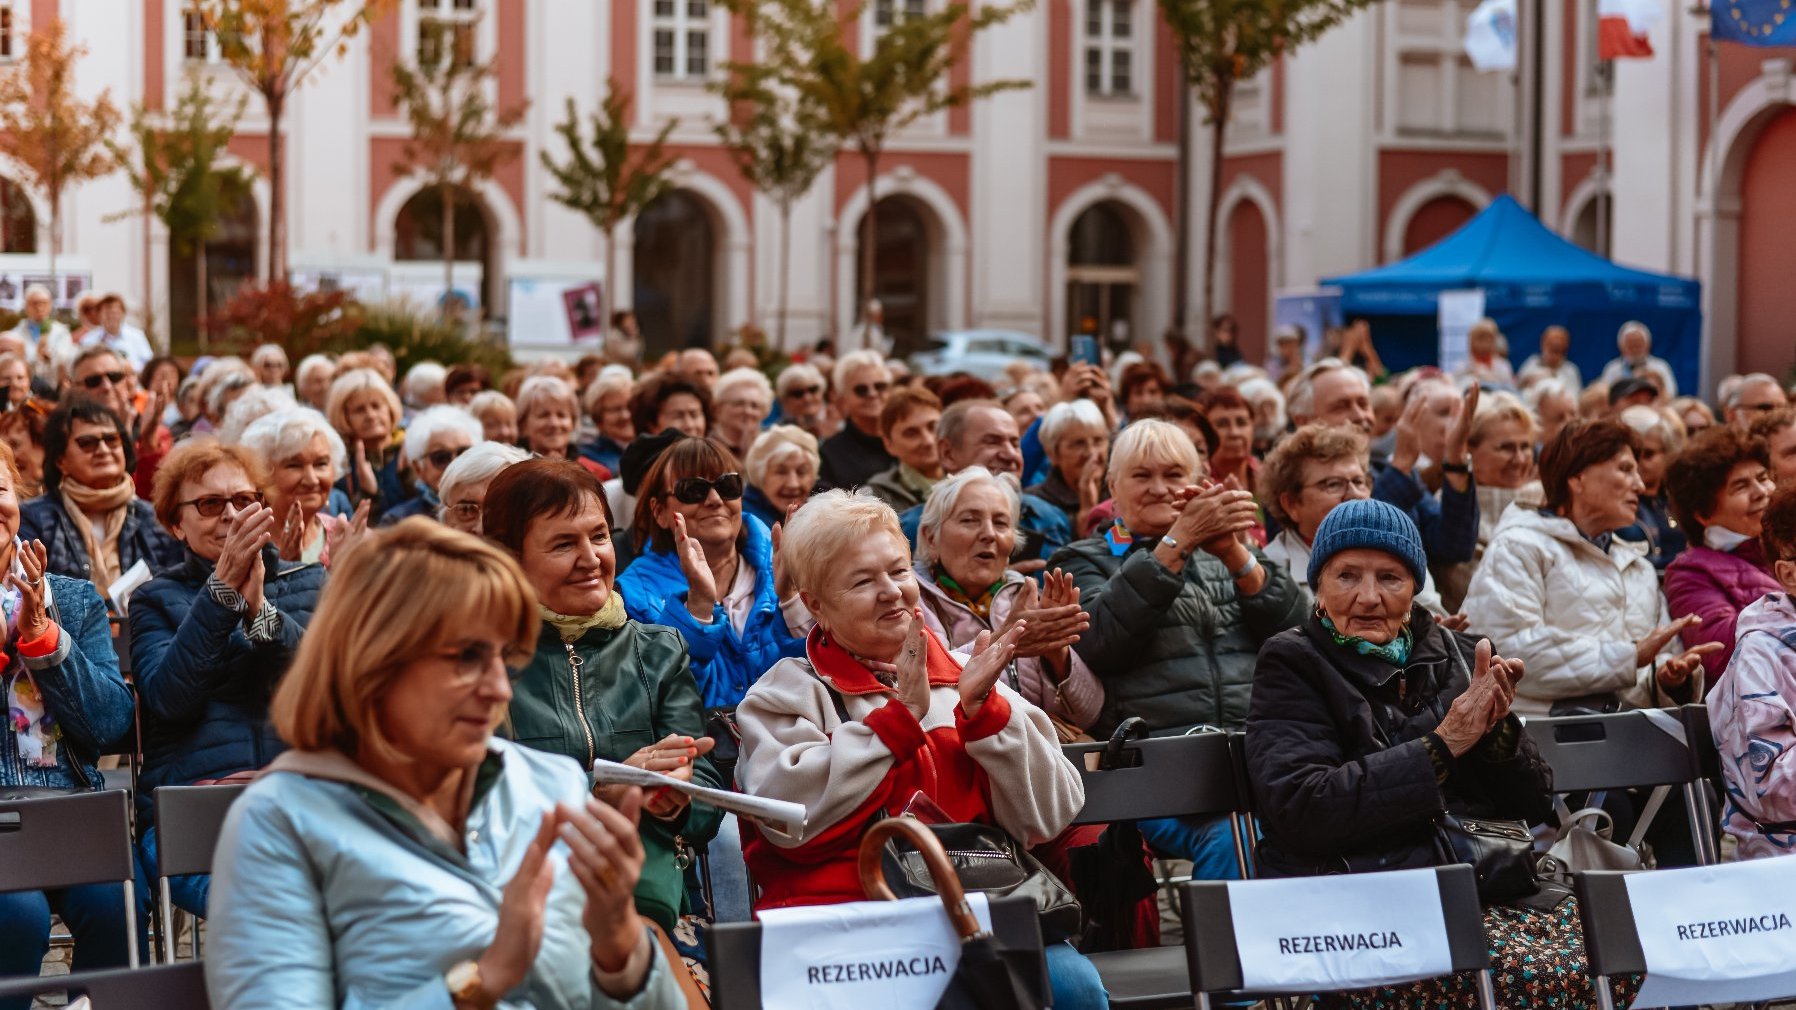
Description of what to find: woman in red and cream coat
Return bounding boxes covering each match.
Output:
[734,489,1104,1007]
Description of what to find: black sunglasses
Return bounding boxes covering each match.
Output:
[73,432,123,452]
[784,384,823,399]
[425,445,470,470]
[669,472,744,504]
[852,381,891,399]
[81,371,127,389]
[177,493,265,518]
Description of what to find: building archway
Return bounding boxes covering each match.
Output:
[835,169,967,349]
[853,195,936,356]
[1213,173,1282,364]
[1401,196,1478,257]
[1735,107,1796,378]
[1383,171,1492,262]
[393,184,496,311]
[1065,201,1137,354]
[633,190,718,357]
[168,187,258,345]
[1048,176,1172,354]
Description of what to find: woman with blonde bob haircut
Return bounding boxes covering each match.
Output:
[207,519,684,1010]
[325,368,410,520]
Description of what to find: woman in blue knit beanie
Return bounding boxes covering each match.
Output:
[1246,496,1638,1008]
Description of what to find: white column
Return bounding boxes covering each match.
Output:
[969,1,1046,335]
[1282,8,1379,285]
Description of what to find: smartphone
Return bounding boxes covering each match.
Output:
[1070,334,1101,367]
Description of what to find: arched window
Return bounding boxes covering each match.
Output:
[1066,201,1137,348]
[854,195,933,356]
[634,190,717,357]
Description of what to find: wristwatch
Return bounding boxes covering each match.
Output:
[446,961,495,1010]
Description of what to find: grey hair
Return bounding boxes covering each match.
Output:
[743,424,819,487]
[777,362,826,398]
[780,488,906,600]
[714,366,774,406]
[467,389,516,424]
[1523,377,1575,412]
[402,404,484,464]
[251,343,289,367]
[513,375,578,423]
[1107,418,1202,486]
[1038,398,1106,454]
[1285,357,1369,422]
[22,284,51,303]
[241,407,347,476]
[1618,404,1683,455]
[832,350,888,394]
[1236,375,1287,431]
[437,440,531,510]
[206,370,259,420]
[1617,320,1652,348]
[1724,373,1782,410]
[581,370,635,416]
[294,353,335,385]
[217,386,297,444]
[914,466,1020,569]
[402,361,447,405]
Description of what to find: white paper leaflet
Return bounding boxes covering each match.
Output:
[758,894,993,1010]
[590,758,807,836]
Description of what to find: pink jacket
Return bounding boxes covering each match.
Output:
[1708,592,1796,859]
[1664,541,1781,684]
[913,568,1105,731]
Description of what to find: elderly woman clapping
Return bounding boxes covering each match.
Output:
[242,408,366,566]
[1463,417,1717,714]
[1246,499,1629,1006]
[742,425,819,530]
[1026,399,1109,534]
[734,490,1105,1009]
[915,466,1099,734]
[326,368,410,521]
[205,520,685,1010]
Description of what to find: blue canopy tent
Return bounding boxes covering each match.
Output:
[1322,195,1702,394]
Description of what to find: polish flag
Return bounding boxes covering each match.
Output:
[1599,0,1661,59]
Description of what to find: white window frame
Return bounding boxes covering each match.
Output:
[1083,0,1135,98]
[0,3,20,63]
[861,0,926,55]
[181,2,222,64]
[1384,0,1510,143]
[416,0,480,70]
[652,0,714,82]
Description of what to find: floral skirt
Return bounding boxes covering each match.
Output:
[1319,898,1640,1010]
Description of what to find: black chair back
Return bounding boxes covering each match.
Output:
[1180,865,1493,1008]
[154,785,247,878]
[708,895,1048,1010]
[1571,870,1647,979]
[0,962,209,1007]
[1061,731,1246,824]
[0,789,138,967]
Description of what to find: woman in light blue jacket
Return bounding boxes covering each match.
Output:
[205,519,684,1010]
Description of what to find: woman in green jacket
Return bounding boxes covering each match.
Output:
[482,457,722,932]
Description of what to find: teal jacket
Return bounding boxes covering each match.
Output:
[501,618,723,931]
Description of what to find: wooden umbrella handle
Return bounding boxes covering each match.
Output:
[858,816,984,939]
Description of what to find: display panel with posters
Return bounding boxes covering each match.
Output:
[505,266,605,349]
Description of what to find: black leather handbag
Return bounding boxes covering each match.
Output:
[877,819,1084,941]
[1433,813,1540,903]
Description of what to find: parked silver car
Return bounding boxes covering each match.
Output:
[908,329,1053,382]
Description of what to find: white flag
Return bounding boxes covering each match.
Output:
[1464,0,1519,72]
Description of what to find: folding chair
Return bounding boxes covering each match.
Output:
[708,894,1048,1009]
[0,961,209,1008]
[1060,730,1254,1008]
[1181,864,1497,1010]
[1523,706,1718,865]
[153,784,247,962]
[0,789,140,968]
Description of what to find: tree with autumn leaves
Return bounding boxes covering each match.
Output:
[0,18,119,295]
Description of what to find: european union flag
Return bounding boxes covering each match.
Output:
[1714,0,1796,44]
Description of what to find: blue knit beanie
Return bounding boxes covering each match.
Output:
[1307,498,1427,589]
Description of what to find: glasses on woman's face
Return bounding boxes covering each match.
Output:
[81,371,126,390]
[669,472,744,505]
[1304,475,1371,499]
[425,445,470,470]
[443,640,528,688]
[851,381,890,399]
[73,432,123,453]
[446,502,481,523]
[177,492,264,518]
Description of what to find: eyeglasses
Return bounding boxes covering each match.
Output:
[81,371,127,390]
[177,493,264,518]
[852,381,891,399]
[425,445,470,470]
[783,384,823,399]
[1305,475,1371,497]
[669,472,744,504]
[445,641,529,688]
[446,502,482,523]
[73,432,123,453]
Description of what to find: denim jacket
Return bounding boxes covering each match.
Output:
[0,574,132,791]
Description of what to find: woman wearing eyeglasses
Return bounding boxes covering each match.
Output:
[129,440,327,918]
[381,405,483,526]
[616,436,811,708]
[482,459,722,935]
[20,398,180,594]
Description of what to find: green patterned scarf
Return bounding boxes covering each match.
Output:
[1319,613,1413,666]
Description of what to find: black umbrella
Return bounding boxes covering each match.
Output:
[858,817,1045,1010]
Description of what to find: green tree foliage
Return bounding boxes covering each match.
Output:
[539,82,677,326]
[200,0,391,281]
[1159,0,1378,344]
[711,72,836,351]
[0,18,120,293]
[390,13,528,311]
[720,0,1030,335]
[109,73,254,350]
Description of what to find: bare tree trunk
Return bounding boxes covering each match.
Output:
[1200,74,1233,348]
[197,238,210,354]
[441,179,456,317]
[267,92,287,282]
[777,197,792,352]
[143,205,158,352]
[857,146,880,351]
[47,192,58,303]
[1171,51,1192,359]
[603,223,617,340]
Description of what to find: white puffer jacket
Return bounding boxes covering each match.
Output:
[1461,505,1696,716]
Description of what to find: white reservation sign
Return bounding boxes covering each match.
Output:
[757,894,993,1010]
[1226,868,1455,993]
[1627,859,1796,1006]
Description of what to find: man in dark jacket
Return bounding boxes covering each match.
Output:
[817,350,896,490]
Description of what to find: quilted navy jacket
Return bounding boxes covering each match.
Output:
[20,496,183,590]
[128,545,326,823]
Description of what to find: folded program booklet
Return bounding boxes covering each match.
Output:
[591,759,807,836]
